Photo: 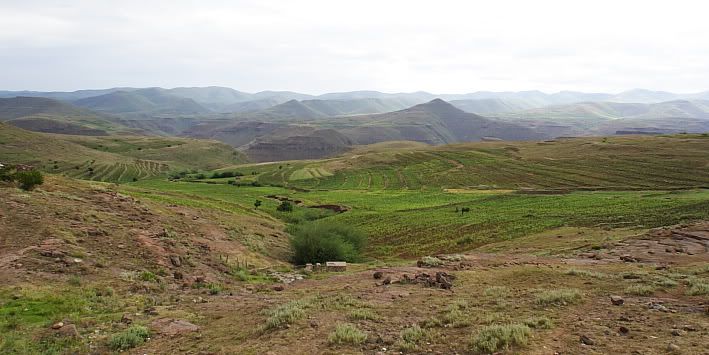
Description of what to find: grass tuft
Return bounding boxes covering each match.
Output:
[263,298,312,330]
[523,316,553,329]
[625,284,655,296]
[469,324,531,353]
[535,288,582,306]
[347,308,379,321]
[328,323,367,345]
[108,325,150,351]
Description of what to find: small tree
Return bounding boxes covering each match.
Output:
[254,200,262,209]
[16,170,44,191]
[276,200,293,212]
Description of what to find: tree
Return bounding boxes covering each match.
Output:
[254,200,262,209]
[276,200,293,212]
[16,170,44,191]
[290,221,367,264]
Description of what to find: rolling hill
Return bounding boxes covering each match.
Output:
[0,96,127,135]
[0,123,247,182]
[74,88,210,115]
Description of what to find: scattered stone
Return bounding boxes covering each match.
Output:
[55,324,80,338]
[648,302,669,312]
[619,326,629,335]
[682,325,697,332]
[169,255,182,267]
[671,329,682,336]
[309,320,318,328]
[373,271,384,279]
[51,322,64,329]
[195,276,206,284]
[620,255,638,262]
[173,271,184,280]
[272,285,284,292]
[398,271,456,289]
[144,307,159,316]
[120,314,133,324]
[610,295,625,306]
[580,335,595,345]
[382,276,392,285]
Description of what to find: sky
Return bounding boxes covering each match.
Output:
[1,0,709,94]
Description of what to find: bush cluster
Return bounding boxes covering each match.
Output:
[290,221,366,264]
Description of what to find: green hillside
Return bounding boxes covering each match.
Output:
[0,123,247,182]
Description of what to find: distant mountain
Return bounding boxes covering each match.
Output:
[0,88,135,101]
[74,88,210,115]
[491,100,709,121]
[0,97,123,135]
[450,98,536,114]
[610,89,680,103]
[166,86,252,106]
[340,99,546,145]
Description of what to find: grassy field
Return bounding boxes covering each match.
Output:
[126,179,709,258]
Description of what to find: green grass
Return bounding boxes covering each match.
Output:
[328,323,367,345]
[347,308,379,321]
[625,284,656,296]
[535,288,583,306]
[469,323,531,353]
[108,325,150,351]
[263,298,313,330]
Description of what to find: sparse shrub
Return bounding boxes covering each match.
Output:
[653,277,678,288]
[535,288,582,306]
[15,170,43,191]
[328,323,367,345]
[195,173,206,179]
[686,281,709,296]
[207,283,223,295]
[625,284,655,296]
[138,271,157,282]
[440,301,470,327]
[290,221,366,264]
[484,286,510,298]
[523,316,553,329]
[67,275,82,287]
[254,199,262,209]
[264,299,312,330]
[348,308,379,321]
[276,200,293,212]
[395,325,427,350]
[418,256,443,267]
[564,268,606,279]
[108,325,150,350]
[469,324,531,353]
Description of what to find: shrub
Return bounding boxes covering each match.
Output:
[276,201,293,212]
[625,284,655,296]
[138,271,157,282]
[564,268,606,279]
[523,316,553,329]
[207,283,223,295]
[290,221,366,264]
[67,275,82,287]
[15,170,43,191]
[264,299,311,330]
[469,324,531,353]
[328,323,367,345]
[535,288,582,306]
[686,282,709,296]
[108,325,150,350]
[483,286,510,298]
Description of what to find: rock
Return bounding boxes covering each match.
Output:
[151,318,200,336]
[580,335,594,345]
[169,255,182,267]
[620,255,637,262]
[194,276,206,283]
[144,307,159,316]
[173,271,184,280]
[382,276,392,285]
[55,324,80,338]
[272,285,285,292]
[120,314,133,324]
[51,322,64,329]
[682,325,697,332]
[309,320,318,328]
[619,326,629,335]
[667,343,680,352]
[610,295,625,306]
[373,271,384,279]
[648,302,669,312]
[671,329,682,336]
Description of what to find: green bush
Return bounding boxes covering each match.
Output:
[290,221,366,264]
[15,170,43,191]
[108,325,150,350]
[277,200,293,212]
[535,288,582,306]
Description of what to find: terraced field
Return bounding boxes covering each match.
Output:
[232,135,709,191]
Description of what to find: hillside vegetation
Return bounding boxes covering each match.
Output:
[0,123,247,182]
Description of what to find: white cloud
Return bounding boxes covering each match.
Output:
[1,0,708,93]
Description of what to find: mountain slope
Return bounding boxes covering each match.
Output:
[0,96,126,135]
[74,88,210,115]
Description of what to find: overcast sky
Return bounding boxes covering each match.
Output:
[1,0,708,94]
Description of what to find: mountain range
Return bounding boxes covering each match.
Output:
[1,86,709,162]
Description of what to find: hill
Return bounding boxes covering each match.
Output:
[450,98,536,114]
[74,88,210,115]
[0,123,247,182]
[0,96,127,135]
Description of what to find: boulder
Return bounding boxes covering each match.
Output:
[610,295,624,306]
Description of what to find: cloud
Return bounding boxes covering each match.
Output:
[1,0,708,93]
